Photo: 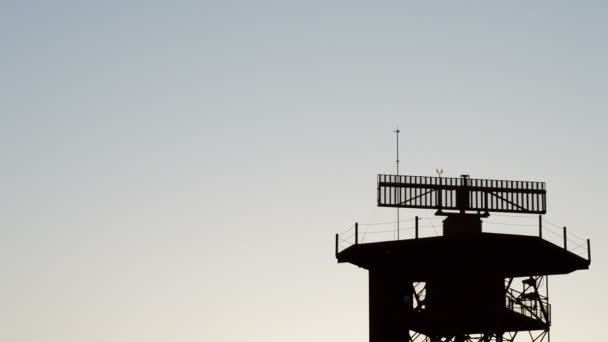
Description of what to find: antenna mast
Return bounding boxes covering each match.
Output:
[394,128,400,239]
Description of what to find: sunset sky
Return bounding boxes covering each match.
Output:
[1,1,606,341]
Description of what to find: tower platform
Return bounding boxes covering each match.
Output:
[337,232,590,279]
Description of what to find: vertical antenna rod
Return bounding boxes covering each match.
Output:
[394,128,400,239]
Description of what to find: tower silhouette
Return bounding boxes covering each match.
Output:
[335,174,590,342]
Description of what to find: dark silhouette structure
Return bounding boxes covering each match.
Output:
[336,174,590,342]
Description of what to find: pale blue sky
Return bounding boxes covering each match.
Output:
[1,1,606,341]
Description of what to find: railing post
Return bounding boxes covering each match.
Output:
[355,222,359,245]
[415,216,419,239]
[563,226,567,250]
[335,233,339,257]
[437,179,443,209]
[484,192,489,211]
[587,239,591,262]
[377,175,381,206]
[538,215,543,239]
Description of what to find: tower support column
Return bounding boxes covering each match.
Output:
[369,270,412,342]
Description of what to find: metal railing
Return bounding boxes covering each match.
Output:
[335,216,443,255]
[335,215,591,262]
[505,287,551,325]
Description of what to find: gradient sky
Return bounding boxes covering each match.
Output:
[1,1,606,341]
